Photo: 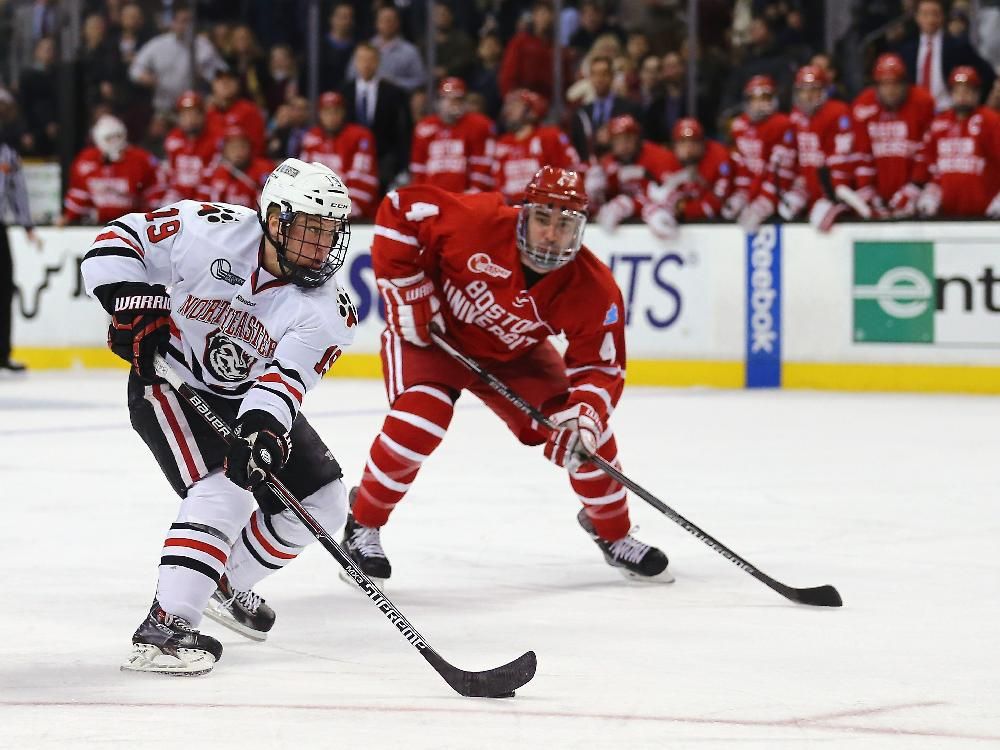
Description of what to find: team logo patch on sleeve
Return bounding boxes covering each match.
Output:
[603,303,619,325]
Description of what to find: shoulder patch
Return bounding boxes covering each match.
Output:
[603,303,619,326]
[838,115,851,130]
[337,288,358,327]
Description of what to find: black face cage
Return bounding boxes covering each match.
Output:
[269,204,351,288]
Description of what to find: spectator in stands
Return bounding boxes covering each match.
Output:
[16,37,58,157]
[60,114,161,225]
[204,68,266,157]
[266,95,310,161]
[363,5,426,92]
[721,16,797,120]
[913,67,1000,218]
[492,88,581,204]
[113,2,152,70]
[410,77,496,193]
[263,44,299,115]
[80,13,123,121]
[571,55,638,161]
[499,0,573,101]
[809,53,850,101]
[129,2,227,117]
[634,54,663,115]
[10,0,58,82]
[226,24,269,112]
[161,91,217,203]
[203,127,273,207]
[342,42,411,192]
[568,0,625,60]
[566,34,624,106]
[643,51,689,146]
[896,0,995,111]
[423,1,477,82]
[320,2,357,92]
[852,54,935,218]
[298,92,379,218]
[469,32,504,120]
[620,32,652,100]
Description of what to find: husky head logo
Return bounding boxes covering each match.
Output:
[204,329,256,382]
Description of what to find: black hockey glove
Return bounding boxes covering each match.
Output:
[106,282,172,381]
[224,410,292,490]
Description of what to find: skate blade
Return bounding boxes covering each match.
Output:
[338,567,387,592]
[120,643,216,676]
[203,599,268,642]
[616,567,676,584]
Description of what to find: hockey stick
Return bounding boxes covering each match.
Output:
[429,330,843,608]
[152,355,537,697]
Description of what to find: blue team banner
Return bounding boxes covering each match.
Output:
[745,225,782,388]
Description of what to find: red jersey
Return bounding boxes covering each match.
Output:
[372,185,625,423]
[203,157,275,208]
[299,123,380,218]
[852,85,935,201]
[410,112,496,193]
[729,111,796,205]
[63,145,162,224]
[204,99,266,156]
[599,140,676,214]
[668,140,734,220]
[913,107,1000,216]
[492,125,581,204]
[788,99,859,208]
[162,127,218,203]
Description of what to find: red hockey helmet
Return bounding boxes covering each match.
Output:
[949,65,981,89]
[517,167,589,272]
[319,91,345,109]
[608,114,641,137]
[437,76,467,98]
[873,53,907,83]
[794,64,828,88]
[743,75,776,98]
[516,89,548,120]
[672,117,704,142]
[176,90,203,110]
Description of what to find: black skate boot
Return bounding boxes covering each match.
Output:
[203,575,276,642]
[340,487,391,587]
[121,600,223,676]
[577,509,674,583]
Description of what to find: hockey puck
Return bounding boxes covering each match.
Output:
[492,691,516,699]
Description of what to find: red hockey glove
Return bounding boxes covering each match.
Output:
[888,183,921,218]
[107,282,171,381]
[378,274,444,347]
[544,402,603,471]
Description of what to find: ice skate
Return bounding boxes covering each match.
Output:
[578,509,674,583]
[203,575,276,642]
[340,488,391,587]
[121,600,223,676]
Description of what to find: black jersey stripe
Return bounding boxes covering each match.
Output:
[241,528,282,569]
[84,246,144,263]
[108,220,144,248]
[159,555,223,582]
[256,384,297,419]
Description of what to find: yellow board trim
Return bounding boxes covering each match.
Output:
[11,348,1000,394]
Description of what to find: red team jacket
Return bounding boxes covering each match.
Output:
[372,186,626,424]
[852,85,935,202]
[299,123,380,217]
[491,125,581,204]
[913,107,1000,216]
[599,140,676,214]
[204,99,266,156]
[410,112,496,193]
[788,99,859,208]
[203,157,275,208]
[63,145,162,224]
[668,140,734,220]
[729,111,797,206]
[161,127,218,203]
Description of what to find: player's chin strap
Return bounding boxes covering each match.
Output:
[151,354,536,698]
[427,326,843,608]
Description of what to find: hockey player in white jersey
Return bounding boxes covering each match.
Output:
[81,158,358,676]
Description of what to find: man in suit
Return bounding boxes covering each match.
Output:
[896,0,995,110]
[341,42,412,193]
[570,55,638,161]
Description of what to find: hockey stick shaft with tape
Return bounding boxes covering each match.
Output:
[152,355,537,696]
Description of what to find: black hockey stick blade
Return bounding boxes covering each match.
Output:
[781,584,843,608]
[426,649,537,698]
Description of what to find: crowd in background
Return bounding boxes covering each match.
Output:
[1,0,1000,232]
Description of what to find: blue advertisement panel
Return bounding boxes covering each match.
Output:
[745,225,782,388]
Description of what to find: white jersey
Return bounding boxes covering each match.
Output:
[81,200,357,431]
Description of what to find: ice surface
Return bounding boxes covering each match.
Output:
[1,372,998,749]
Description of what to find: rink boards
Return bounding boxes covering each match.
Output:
[7,221,1000,393]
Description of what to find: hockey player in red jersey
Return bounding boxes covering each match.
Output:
[852,54,936,217]
[784,65,869,231]
[162,91,218,204]
[204,68,266,157]
[588,114,678,239]
[299,92,379,218]
[492,88,581,204]
[658,117,733,223]
[724,75,797,233]
[62,114,162,225]
[81,158,358,675]
[342,167,671,584]
[204,128,275,207]
[913,67,1000,218]
[410,77,496,193]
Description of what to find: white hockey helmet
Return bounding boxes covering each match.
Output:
[91,114,127,161]
[259,158,353,287]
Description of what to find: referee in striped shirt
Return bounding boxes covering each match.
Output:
[0,92,41,372]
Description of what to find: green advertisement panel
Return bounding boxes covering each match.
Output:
[853,242,934,344]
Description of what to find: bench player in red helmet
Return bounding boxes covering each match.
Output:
[342,166,671,586]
